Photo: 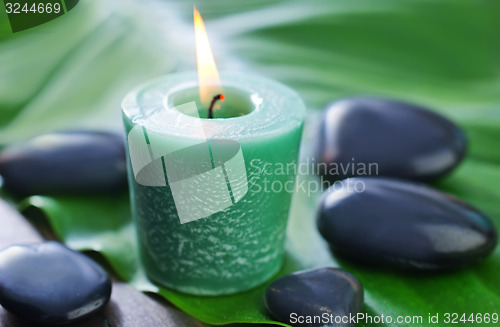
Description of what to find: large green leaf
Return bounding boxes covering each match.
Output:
[2,0,500,326]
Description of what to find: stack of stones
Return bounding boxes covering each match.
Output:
[0,131,124,324]
[264,98,497,327]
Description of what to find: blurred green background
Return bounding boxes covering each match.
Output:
[1,0,500,326]
[1,0,499,142]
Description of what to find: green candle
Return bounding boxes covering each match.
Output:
[122,71,305,295]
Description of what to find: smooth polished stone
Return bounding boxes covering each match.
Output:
[315,97,467,181]
[265,268,363,327]
[0,241,112,325]
[0,131,126,196]
[317,178,497,270]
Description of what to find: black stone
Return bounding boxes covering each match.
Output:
[317,178,498,270]
[0,130,127,196]
[265,268,363,327]
[315,97,467,181]
[0,241,112,325]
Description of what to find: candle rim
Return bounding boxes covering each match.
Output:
[122,71,306,140]
[164,81,260,120]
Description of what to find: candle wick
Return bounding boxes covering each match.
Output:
[208,94,225,119]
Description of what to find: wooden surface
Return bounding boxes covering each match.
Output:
[0,199,212,327]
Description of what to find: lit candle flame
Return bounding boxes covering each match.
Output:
[194,6,223,109]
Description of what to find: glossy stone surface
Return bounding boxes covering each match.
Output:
[265,268,363,327]
[0,131,126,196]
[0,241,112,325]
[315,97,467,181]
[317,178,498,270]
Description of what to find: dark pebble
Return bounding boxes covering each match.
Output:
[315,97,467,181]
[265,268,363,327]
[0,131,127,196]
[317,178,497,270]
[0,241,111,325]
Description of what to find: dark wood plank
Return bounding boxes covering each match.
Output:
[0,199,209,327]
[0,200,43,249]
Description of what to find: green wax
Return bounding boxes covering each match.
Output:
[122,72,305,295]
